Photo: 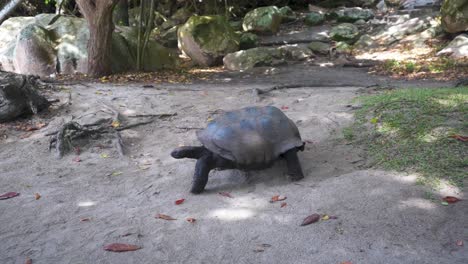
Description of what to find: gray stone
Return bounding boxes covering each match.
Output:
[304,12,325,26]
[354,34,376,49]
[279,45,314,61]
[335,41,352,53]
[328,7,374,23]
[223,47,282,71]
[178,15,239,66]
[374,17,433,45]
[243,6,282,34]
[14,24,56,76]
[436,34,468,59]
[308,41,330,55]
[330,23,360,44]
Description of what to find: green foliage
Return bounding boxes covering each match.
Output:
[345,87,468,187]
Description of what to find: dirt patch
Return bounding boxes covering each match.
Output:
[0,65,465,264]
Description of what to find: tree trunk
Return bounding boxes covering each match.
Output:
[76,0,119,77]
[0,0,24,24]
[114,0,129,26]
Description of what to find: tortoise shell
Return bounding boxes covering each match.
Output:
[196,106,303,165]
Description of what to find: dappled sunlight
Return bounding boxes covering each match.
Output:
[77,200,97,207]
[377,122,400,136]
[398,198,437,210]
[209,208,255,221]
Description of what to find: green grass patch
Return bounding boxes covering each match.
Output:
[346,87,468,187]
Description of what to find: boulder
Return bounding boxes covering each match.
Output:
[308,41,330,55]
[178,15,239,66]
[440,0,468,33]
[229,20,243,31]
[278,45,314,61]
[354,34,377,49]
[159,26,179,48]
[437,34,468,59]
[243,6,282,34]
[279,6,297,22]
[374,17,433,45]
[304,12,325,26]
[223,47,282,71]
[327,7,374,23]
[335,41,352,53]
[239,32,258,50]
[330,23,360,44]
[14,24,56,76]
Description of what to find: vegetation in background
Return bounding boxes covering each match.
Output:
[344,87,468,187]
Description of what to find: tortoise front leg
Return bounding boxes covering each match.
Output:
[191,153,215,194]
[283,149,304,181]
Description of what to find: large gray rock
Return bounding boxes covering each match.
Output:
[0,14,178,76]
[223,47,282,71]
[243,6,282,34]
[330,23,360,44]
[328,7,374,22]
[278,45,314,61]
[436,34,468,59]
[178,15,239,66]
[239,32,258,50]
[440,0,468,33]
[374,17,433,45]
[14,24,56,76]
[308,41,330,55]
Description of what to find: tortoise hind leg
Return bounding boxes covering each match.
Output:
[191,153,215,194]
[283,149,304,181]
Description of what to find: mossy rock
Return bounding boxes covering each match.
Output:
[240,32,258,50]
[330,23,360,44]
[223,47,282,71]
[243,6,282,34]
[178,15,239,66]
[440,0,468,33]
[279,6,297,22]
[304,12,325,26]
[308,41,330,55]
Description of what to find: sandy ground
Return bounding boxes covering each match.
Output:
[0,65,466,264]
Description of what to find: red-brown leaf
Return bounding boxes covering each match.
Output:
[73,156,81,163]
[175,199,185,205]
[80,218,90,222]
[25,257,32,264]
[281,106,289,110]
[156,214,176,220]
[301,214,320,226]
[186,217,196,223]
[456,240,463,246]
[103,243,141,252]
[280,202,287,208]
[443,196,461,204]
[270,195,287,203]
[450,135,468,142]
[341,262,352,264]
[218,192,233,198]
[0,192,20,200]
[34,193,41,200]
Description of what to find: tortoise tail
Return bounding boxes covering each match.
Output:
[171,146,207,159]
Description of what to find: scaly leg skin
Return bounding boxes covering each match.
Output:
[171,146,206,159]
[191,154,214,194]
[283,149,304,181]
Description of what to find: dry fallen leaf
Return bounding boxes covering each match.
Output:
[449,134,468,142]
[34,193,41,200]
[341,262,352,264]
[301,214,320,226]
[456,240,463,246]
[80,218,90,222]
[218,192,233,198]
[322,214,330,220]
[186,218,196,223]
[156,214,176,220]
[270,195,287,203]
[25,257,32,264]
[111,121,121,128]
[175,199,185,205]
[103,243,141,252]
[443,196,461,204]
[0,192,20,200]
[73,156,81,163]
[280,202,287,208]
